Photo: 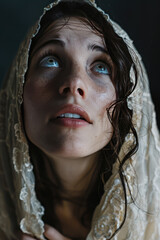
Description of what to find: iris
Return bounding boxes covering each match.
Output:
[40,56,59,68]
[93,62,109,75]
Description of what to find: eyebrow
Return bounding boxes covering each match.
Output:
[88,43,109,55]
[31,39,65,58]
[31,38,109,58]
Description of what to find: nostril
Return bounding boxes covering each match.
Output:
[60,86,84,96]
[78,88,83,96]
[63,87,70,94]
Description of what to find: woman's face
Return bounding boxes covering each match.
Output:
[23,17,116,160]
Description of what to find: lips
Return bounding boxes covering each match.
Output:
[52,104,92,124]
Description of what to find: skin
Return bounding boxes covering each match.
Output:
[21,225,71,240]
[23,17,116,239]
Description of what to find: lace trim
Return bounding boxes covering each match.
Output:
[13,122,45,239]
[0,1,159,240]
[14,2,150,239]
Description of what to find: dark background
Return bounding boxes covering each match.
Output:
[0,0,159,128]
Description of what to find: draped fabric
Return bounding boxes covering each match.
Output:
[0,0,160,239]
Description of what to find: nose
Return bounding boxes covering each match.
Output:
[59,65,88,98]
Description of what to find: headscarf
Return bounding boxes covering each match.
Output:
[0,0,160,239]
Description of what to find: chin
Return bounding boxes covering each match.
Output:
[40,144,94,160]
[45,149,90,160]
[43,143,104,161]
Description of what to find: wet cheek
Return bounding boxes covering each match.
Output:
[24,74,52,103]
[93,92,115,132]
[98,106,109,125]
[23,82,44,124]
[97,91,115,113]
[24,84,39,109]
[26,68,53,88]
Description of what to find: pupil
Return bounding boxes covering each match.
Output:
[99,65,103,70]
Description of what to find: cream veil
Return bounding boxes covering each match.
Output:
[0,0,160,239]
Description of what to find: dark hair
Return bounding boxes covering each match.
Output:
[29,1,138,239]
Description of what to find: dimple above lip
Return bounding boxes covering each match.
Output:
[52,104,92,124]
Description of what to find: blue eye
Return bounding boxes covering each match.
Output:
[40,56,59,68]
[93,62,109,75]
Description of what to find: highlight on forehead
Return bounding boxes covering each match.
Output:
[30,16,106,58]
[37,16,104,44]
[46,16,103,31]
[30,18,111,62]
[28,1,120,77]
[29,1,111,59]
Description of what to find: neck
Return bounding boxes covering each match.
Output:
[32,148,104,237]
[45,151,102,199]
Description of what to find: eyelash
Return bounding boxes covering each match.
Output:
[38,50,60,66]
[37,50,112,74]
[92,60,111,74]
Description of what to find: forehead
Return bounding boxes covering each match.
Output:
[37,17,105,47]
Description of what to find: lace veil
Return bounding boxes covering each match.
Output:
[0,0,160,239]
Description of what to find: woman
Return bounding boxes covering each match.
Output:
[0,0,160,239]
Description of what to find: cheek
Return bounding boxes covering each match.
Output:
[97,86,116,118]
[23,94,35,139]
[23,82,44,138]
[95,86,116,143]
[23,83,37,121]
[23,73,52,113]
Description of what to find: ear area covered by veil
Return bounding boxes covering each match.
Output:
[0,0,160,240]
